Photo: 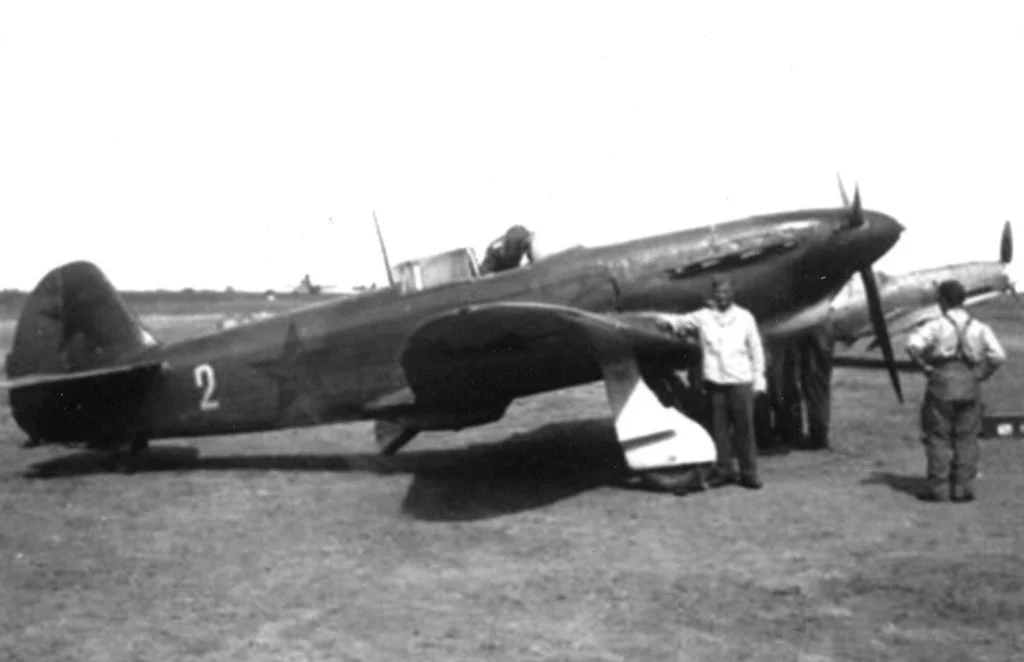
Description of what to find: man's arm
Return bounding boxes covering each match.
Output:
[654,311,703,335]
[745,312,767,392]
[479,236,511,275]
[976,325,1007,382]
[524,233,544,263]
[905,322,936,375]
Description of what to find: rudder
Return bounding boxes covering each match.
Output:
[5,261,158,379]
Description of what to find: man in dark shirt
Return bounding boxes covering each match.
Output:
[765,319,835,451]
[480,225,536,274]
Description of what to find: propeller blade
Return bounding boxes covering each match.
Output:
[860,266,903,403]
[1000,220,1012,264]
[836,173,850,208]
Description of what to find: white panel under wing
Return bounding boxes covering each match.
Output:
[598,344,716,471]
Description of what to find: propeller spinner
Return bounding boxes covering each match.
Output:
[999,220,1019,302]
[1000,220,1012,265]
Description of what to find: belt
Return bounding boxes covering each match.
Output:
[929,356,976,368]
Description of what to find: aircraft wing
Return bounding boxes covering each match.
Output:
[390,301,714,470]
[832,355,920,372]
[845,289,1007,350]
[400,302,691,405]
[862,306,934,349]
[835,306,913,348]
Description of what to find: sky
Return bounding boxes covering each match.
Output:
[2,2,1023,292]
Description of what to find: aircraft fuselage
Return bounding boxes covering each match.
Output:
[129,208,902,441]
[10,206,902,445]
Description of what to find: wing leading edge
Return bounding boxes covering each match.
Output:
[401,302,686,403]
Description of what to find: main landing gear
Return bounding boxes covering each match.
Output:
[99,435,150,474]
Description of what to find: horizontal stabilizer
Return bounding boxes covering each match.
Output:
[5,361,164,443]
[1,361,164,390]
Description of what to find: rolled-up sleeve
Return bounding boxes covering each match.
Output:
[982,326,1007,366]
[906,321,934,356]
[659,311,702,335]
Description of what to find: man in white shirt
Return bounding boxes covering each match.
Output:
[906,279,1006,502]
[657,276,767,489]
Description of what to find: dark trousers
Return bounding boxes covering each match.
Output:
[767,322,834,448]
[706,382,757,480]
[921,395,982,498]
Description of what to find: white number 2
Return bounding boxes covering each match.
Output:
[193,364,221,411]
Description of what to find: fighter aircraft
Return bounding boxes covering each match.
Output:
[831,221,1015,369]
[2,191,903,475]
[834,221,1015,343]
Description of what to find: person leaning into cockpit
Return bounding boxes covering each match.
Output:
[479,225,538,275]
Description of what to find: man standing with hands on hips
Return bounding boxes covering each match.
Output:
[906,279,1006,503]
[657,276,767,489]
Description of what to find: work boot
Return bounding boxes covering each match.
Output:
[917,489,950,502]
[951,485,976,503]
[738,475,763,490]
[794,436,829,451]
[706,468,736,488]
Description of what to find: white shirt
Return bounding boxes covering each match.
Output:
[906,307,1006,367]
[661,305,766,391]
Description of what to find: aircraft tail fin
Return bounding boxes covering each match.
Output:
[5,261,159,380]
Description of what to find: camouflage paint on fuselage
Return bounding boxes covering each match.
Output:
[124,207,901,441]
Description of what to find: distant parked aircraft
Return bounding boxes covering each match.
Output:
[832,221,1015,369]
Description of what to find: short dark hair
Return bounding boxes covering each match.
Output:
[937,279,967,307]
[505,225,531,244]
[711,275,733,289]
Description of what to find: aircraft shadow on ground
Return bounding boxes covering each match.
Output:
[860,471,930,498]
[25,418,630,521]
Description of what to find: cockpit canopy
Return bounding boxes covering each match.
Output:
[391,247,481,292]
[390,242,587,292]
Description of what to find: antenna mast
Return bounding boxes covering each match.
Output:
[373,212,396,287]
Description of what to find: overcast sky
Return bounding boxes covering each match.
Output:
[2,2,1022,291]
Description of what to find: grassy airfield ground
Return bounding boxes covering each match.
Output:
[1,297,1023,661]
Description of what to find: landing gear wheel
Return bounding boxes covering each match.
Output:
[100,438,139,475]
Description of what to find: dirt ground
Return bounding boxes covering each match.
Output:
[1,301,1023,661]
